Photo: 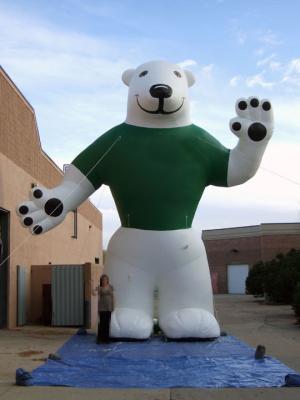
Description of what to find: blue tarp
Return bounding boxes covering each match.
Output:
[30,334,296,388]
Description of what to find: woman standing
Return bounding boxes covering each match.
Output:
[96,274,114,343]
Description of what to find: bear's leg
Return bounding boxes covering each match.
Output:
[105,252,154,339]
[158,250,220,339]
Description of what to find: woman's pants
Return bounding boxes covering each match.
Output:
[97,311,111,342]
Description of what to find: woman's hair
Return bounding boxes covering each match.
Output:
[100,274,109,287]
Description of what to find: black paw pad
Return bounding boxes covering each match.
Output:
[33,225,43,235]
[232,122,242,131]
[23,217,33,226]
[250,98,259,107]
[33,189,43,199]
[19,205,29,215]
[238,100,247,110]
[262,101,271,111]
[44,198,63,217]
[248,122,267,142]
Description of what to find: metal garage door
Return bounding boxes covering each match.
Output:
[17,265,26,326]
[227,264,249,294]
[52,265,84,326]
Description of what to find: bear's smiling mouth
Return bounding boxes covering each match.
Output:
[135,95,185,115]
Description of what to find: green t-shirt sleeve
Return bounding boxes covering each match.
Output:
[208,137,230,187]
[72,129,120,190]
[197,128,230,187]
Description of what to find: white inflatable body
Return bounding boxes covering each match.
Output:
[17,60,274,339]
[106,228,219,339]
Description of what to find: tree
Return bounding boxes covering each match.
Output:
[246,261,266,296]
[293,282,300,321]
[263,250,300,304]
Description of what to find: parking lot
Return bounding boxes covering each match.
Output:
[0,295,299,399]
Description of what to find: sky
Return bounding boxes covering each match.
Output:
[0,0,299,246]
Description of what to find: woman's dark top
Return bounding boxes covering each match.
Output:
[98,285,114,312]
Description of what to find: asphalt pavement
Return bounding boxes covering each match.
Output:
[0,295,299,399]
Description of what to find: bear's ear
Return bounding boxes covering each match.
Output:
[184,70,195,87]
[122,69,135,86]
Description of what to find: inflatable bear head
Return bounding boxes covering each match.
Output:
[122,60,195,128]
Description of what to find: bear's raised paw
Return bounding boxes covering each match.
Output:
[230,97,273,143]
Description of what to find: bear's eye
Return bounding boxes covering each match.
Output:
[174,71,182,78]
[139,70,148,77]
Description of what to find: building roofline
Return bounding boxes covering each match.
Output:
[202,223,300,240]
[0,66,63,170]
[0,66,34,111]
[0,66,101,217]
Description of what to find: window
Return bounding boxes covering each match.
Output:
[72,209,78,239]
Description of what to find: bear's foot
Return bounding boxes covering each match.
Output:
[110,307,153,339]
[159,308,220,339]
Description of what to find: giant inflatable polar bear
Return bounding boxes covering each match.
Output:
[17,60,273,339]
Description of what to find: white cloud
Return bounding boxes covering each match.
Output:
[192,64,215,86]
[202,64,214,77]
[90,186,121,246]
[256,53,276,67]
[282,58,300,87]
[74,2,116,18]
[246,72,276,88]
[178,59,197,68]
[0,8,130,88]
[287,59,300,74]
[236,31,247,45]
[269,61,281,71]
[259,31,282,47]
[250,55,300,92]
[254,48,265,57]
[229,75,241,87]
[228,18,248,46]
[272,97,300,139]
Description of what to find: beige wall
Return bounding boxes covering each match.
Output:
[0,68,103,328]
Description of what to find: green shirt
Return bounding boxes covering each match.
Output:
[72,123,230,230]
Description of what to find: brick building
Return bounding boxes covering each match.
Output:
[202,223,300,294]
[0,67,103,328]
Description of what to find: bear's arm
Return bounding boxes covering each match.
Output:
[196,129,230,187]
[72,128,121,190]
[207,143,230,187]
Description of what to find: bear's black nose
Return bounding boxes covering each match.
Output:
[150,84,172,99]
